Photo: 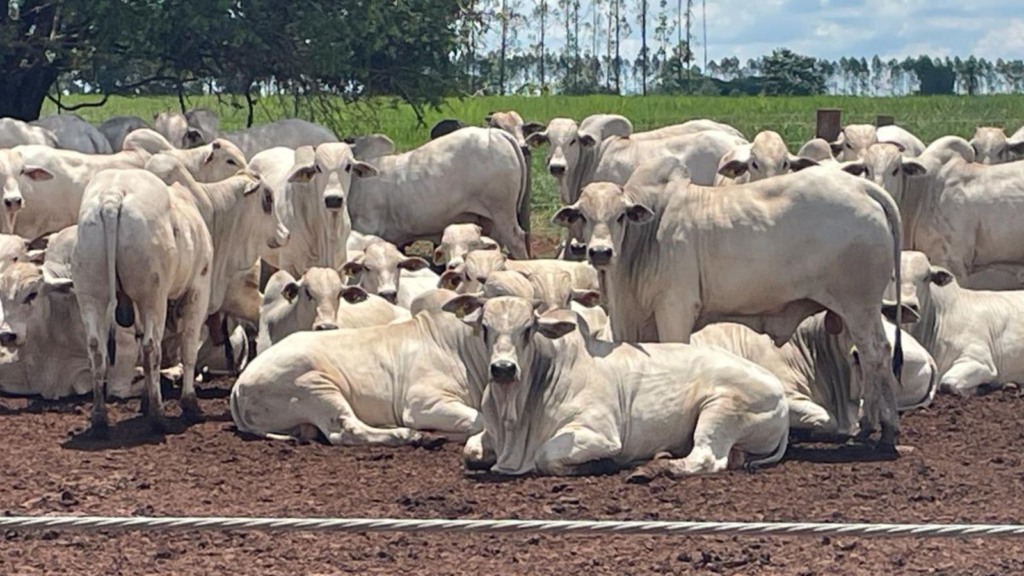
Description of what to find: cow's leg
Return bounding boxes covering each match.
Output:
[786,394,836,435]
[489,218,529,260]
[176,290,208,420]
[402,393,483,438]
[534,425,621,476]
[139,310,169,431]
[938,357,997,396]
[463,430,496,471]
[842,312,900,448]
[654,296,698,343]
[81,302,112,433]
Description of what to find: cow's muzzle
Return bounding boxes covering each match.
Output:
[587,246,613,267]
[3,196,22,210]
[378,289,398,304]
[490,360,517,383]
[313,321,339,331]
[549,165,566,177]
[0,330,18,346]
[324,195,344,210]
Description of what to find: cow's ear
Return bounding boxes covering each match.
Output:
[475,238,500,251]
[22,166,54,181]
[789,156,819,172]
[340,259,365,278]
[185,128,205,147]
[442,294,485,324]
[717,159,749,179]
[551,206,581,228]
[625,203,654,223]
[281,282,300,302]
[578,134,598,147]
[571,289,601,308]
[43,277,73,294]
[522,121,545,136]
[25,249,46,264]
[879,140,906,153]
[242,176,262,196]
[929,267,954,286]
[1007,139,1024,155]
[901,159,927,177]
[287,146,317,183]
[438,270,464,291]
[432,246,446,266]
[525,132,549,147]
[340,286,369,304]
[399,256,430,272]
[535,314,577,339]
[841,162,866,176]
[351,161,378,178]
[829,141,844,156]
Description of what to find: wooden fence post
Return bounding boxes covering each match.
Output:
[876,115,895,127]
[816,108,842,142]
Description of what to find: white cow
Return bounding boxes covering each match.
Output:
[32,114,112,154]
[97,116,150,152]
[0,260,140,400]
[73,163,288,431]
[230,311,486,446]
[348,127,530,259]
[177,111,339,159]
[631,118,746,141]
[341,239,433,307]
[796,138,838,164]
[409,288,460,317]
[554,160,906,447]
[478,269,609,340]
[433,223,500,271]
[443,295,789,479]
[123,129,248,181]
[0,118,58,148]
[969,126,1024,165]
[0,234,33,270]
[847,136,1024,280]
[251,144,377,275]
[439,248,599,295]
[257,268,409,353]
[830,124,925,160]
[715,131,819,185]
[887,251,1024,396]
[693,312,936,438]
[485,110,545,151]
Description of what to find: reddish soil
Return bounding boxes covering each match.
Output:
[1,382,1023,575]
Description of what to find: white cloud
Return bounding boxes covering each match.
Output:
[973,19,1024,61]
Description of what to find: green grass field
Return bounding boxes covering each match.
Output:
[47,94,1024,237]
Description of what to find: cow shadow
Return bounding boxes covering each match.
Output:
[61,414,190,451]
[784,442,900,464]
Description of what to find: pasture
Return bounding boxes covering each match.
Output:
[47,94,1024,236]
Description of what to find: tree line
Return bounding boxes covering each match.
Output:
[1,0,1022,123]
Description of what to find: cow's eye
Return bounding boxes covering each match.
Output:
[304,287,313,300]
[750,161,759,171]
[616,213,626,224]
[345,164,352,173]
[24,291,37,304]
[891,167,899,176]
[569,138,576,146]
[226,159,238,167]
[781,161,789,171]
[315,165,323,173]
[845,142,853,149]
[481,325,490,341]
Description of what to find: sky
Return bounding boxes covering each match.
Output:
[487,0,1024,64]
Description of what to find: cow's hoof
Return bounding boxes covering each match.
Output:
[464,458,493,472]
[874,441,899,456]
[87,418,109,440]
[179,396,203,421]
[412,433,447,451]
[625,468,657,485]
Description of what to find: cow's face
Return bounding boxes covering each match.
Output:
[444,295,576,386]
[970,127,1024,165]
[884,251,953,324]
[552,182,653,269]
[341,241,427,304]
[486,111,528,150]
[526,118,587,181]
[840,143,926,204]
[0,263,70,348]
[197,139,247,182]
[234,173,289,251]
[439,248,507,294]
[831,124,878,161]
[0,150,53,232]
[288,143,378,213]
[280,268,346,331]
[718,131,817,182]
[433,223,499,270]
[153,112,189,149]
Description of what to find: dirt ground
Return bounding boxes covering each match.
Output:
[0,381,1023,575]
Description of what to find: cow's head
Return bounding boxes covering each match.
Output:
[0,262,71,348]
[552,182,653,269]
[526,270,600,314]
[830,124,879,161]
[341,240,428,304]
[718,131,818,181]
[433,223,501,270]
[882,251,953,325]
[840,143,926,203]
[443,295,576,388]
[0,150,53,233]
[525,118,590,181]
[288,143,378,213]
[229,172,290,252]
[196,139,247,182]
[485,110,544,154]
[970,127,1024,165]
[278,267,356,331]
[153,112,189,149]
[440,248,508,294]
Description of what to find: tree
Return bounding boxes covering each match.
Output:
[906,56,955,95]
[760,48,827,96]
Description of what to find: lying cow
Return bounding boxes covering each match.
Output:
[887,251,1024,396]
[74,162,288,432]
[443,295,789,479]
[969,126,1024,165]
[257,268,409,353]
[341,239,434,308]
[439,248,598,295]
[231,309,485,446]
[348,127,530,259]
[555,159,906,447]
[251,144,377,275]
[693,312,936,438]
[433,223,500,271]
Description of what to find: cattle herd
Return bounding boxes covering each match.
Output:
[0,108,1021,483]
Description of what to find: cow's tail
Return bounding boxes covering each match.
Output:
[228,383,251,434]
[861,180,904,384]
[99,194,131,367]
[493,128,531,256]
[745,427,789,470]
